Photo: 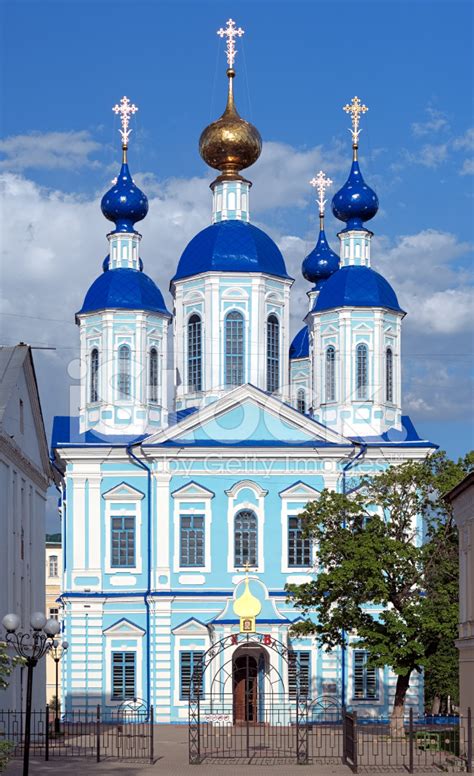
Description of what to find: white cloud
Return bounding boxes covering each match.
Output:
[411,107,450,137]
[459,158,474,175]
[453,128,474,151]
[0,131,101,171]
[406,143,449,169]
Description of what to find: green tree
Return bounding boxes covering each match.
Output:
[287,451,472,735]
[0,641,17,691]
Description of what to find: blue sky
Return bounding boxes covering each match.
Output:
[1,0,473,517]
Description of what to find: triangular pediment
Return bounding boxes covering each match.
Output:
[171,617,210,636]
[103,618,145,637]
[102,482,145,501]
[171,481,215,499]
[279,481,320,499]
[145,385,350,447]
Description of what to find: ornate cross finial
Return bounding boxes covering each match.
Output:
[217,18,244,69]
[343,96,368,145]
[310,170,333,215]
[112,96,138,148]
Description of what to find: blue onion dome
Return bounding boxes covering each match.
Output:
[171,220,291,283]
[289,326,309,359]
[101,161,148,233]
[302,228,339,284]
[314,265,404,313]
[331,159,378,231]
[77,268,170,318]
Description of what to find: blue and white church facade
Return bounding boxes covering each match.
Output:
[52,31,436,723]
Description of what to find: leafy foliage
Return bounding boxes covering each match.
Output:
[286,451,472,720]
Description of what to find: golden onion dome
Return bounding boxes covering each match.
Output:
[199,68,262,184]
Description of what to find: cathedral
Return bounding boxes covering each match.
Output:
[52,20,436,723]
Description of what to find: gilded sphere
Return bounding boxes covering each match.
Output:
[199,74,262,178]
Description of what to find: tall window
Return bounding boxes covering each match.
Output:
[118,345,131,399]
[234,510,257,567]
[296,388,306,414]
[288,516,311,567]
[266,314,280,393]
[288,651,310,697]
[356,344,369,400]
[353,650,378,699]
[180,515,205,567]
[111,516,135,567]
[149,347,158,402]
[325,346,336,402]
[90,348,99,403]
[188,314,202,392]
[112,652,136,700]
[385,347,393,403]
[49,555,58,577]
[224,311,244,387]
[180,651,204,700]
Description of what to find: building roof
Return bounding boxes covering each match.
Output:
[171,220,291,284]
[314,265,404,314]
[444,471,474,502]
[77,268,170,318]
[289,326,309,359]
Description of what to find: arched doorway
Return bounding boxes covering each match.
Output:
[232,646,266,723]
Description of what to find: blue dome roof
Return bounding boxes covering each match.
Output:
[101,162,148,233]
[314,265,404,313]
[302,228,339,284]
[77,268,170,317]
[289,326,309,359]
[172,220,291,283]
[332,160,378,231]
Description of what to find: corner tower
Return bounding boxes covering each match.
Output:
[171,19,293,410]
[77,97,171,436]
[309,98,404,437]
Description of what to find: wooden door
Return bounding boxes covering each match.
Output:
[233,654,257,723]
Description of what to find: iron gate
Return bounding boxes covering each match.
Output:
[188,633,308,764]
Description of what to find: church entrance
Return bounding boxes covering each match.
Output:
[232,649,264,723]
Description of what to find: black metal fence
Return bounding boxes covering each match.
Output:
[0,705,154,763]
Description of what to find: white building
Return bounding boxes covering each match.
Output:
[0,345,52,710]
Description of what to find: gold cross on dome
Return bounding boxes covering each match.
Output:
[343,96,368,144]
[309,170,333,215]
[217,18,245,69]
[113,96,138,148]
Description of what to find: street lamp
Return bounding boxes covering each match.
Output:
[2,612,60,776]
[49,639,68,733]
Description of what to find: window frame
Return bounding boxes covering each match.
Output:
[385,347,394,404]
[224,310,245,388]
[117,344,132,400]
[287,515,312,568]
[149,346,159,403]
[355,343,369,401]
[296,387,306,414]
[233,509,258,568]
[266,313,280,393]
[325,346,336,403]
[187,313,203,393]
[179,651,204,700]
[111,651,136,701]
[288,651,311,698]
[48,554,59,578]
[103,486,144,575]
[90,348,99,404]
[352,650,379,701]
[111,515,136,568]
[179,513,205,568]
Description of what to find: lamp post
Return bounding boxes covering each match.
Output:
[49,639,68,733]
[2,612,61,776]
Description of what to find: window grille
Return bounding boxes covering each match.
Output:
[288,651,310,697]
[187,314,202,392]
[296,388,306,414]
[112,652,136,700]
[49,555,58,577]
[325,346,336,402]
[118,345,131,399]
[180,515,205,567]
[353,650,378,699]
[180,651,204,699]
[356,344,369,400]
[225,311,244,387]
[49,608,59,620]
[149,347,158,402]
[234,510,257,567]
[266,314,280,393]
[111,516,135,567]
[90,348,99,403]
[288,516,311,566]
[386,347,393,403]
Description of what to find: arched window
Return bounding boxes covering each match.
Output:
[225,311,244,387]
[356,344,369,400]
[188,314,202,392]
[325,346,336,402]
[234,510,258,568]
[118,345,131,399]
[228,192,236,210]
[49,555,58,577]
[296,388,306,414]
[149,347,158,403]
[386,347,393,403]
[266,314,280,393]
[90,348,99,403]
